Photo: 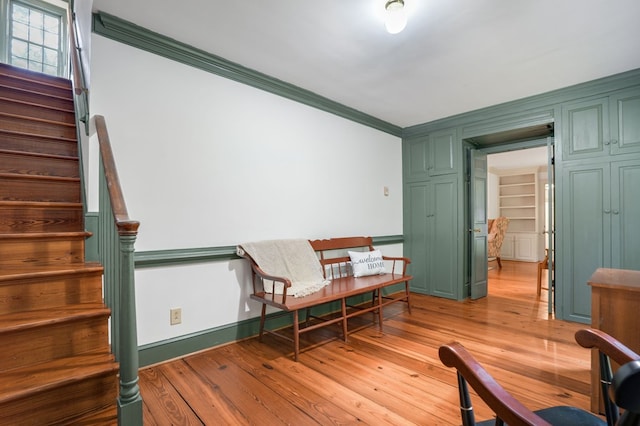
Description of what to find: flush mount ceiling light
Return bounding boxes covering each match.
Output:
[384,0,407,34]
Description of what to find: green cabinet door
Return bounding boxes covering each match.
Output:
[405,181,429,293]
[404,176,459,298]
[560,162,609,323]
[403,128,459,183]
[610,87,640,156]
[562,97,610,161]
[430,176,459,298]
[429,128,458,176]
[559,158,640,323]
[611,160,640,269]
[404,137,430,182]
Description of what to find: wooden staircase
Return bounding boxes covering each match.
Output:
[0,63,118,425]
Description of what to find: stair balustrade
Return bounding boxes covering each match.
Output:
[68,6,143,425]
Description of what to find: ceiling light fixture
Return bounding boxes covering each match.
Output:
[384,0,407,34]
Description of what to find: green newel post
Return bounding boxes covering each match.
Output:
[117,231,142,425]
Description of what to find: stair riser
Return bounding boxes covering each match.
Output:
[0,373,117,426]
[0,131,77,157]
[0,85,74,111]
[0,151,79,178]
[0,205,83,233]
[0,71,72,100]
[0,272,103,315]
[0,176,80,202]
[0,237,85,267]
[0,115,76,139]
[1,316,110,370]
[0,98,75,125]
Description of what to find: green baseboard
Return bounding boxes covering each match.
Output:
[137,291,407,366]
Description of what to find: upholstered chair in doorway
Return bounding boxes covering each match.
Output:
[488,217,509,269]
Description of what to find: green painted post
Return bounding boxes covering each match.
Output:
[117,231,142,425]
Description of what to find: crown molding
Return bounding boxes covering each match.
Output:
[92,11,402,137]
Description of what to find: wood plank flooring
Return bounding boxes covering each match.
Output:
[140,261,598,425]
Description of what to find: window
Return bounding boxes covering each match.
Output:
[5,0,67,77]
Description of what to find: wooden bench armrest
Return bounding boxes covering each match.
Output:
[382,255,411,275]
[575,328,639,365]
[238,251,292,303]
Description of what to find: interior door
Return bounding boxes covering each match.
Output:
[547,137,555,314]
[469,150,488,299]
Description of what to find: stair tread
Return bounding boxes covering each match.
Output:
[0,351,117,402]
[0,128,76,143]
[0,303,111,333]
[0,93,74,112]
[0,231,90,239]
[0,262,103,282]
[0,171,80,182]
[0,148,78,161]
[0,63,73,92]
[0,200,82,208]
[0,110,77,128]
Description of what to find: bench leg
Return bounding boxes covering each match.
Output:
[377,289,383,330]
[258,304,267,342]
[341,298,348,342]
[405,281,412,315]
[293,310,300,362]
[371,290,378,323]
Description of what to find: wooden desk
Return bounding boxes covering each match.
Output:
[588,268,640,413]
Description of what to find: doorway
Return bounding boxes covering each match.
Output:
[486,146,552,299]
[467,137,556,313]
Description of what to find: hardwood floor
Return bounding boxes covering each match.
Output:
[140,261,597,425]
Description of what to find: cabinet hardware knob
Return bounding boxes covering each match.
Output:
[611,139,618,144]
[613,210,619,215]
[604,140,610,145]
[604,209,611,214]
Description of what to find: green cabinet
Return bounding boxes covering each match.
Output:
[562,88,640,161]
[404,176,459,298]
[559,159,640,323]
[562,97,609,161]
[611,161,640,269]
[610,87,640,155]
[403,128,461,299]
[404,128,458,182]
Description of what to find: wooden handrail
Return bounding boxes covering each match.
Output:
[67,7,85,96]
[95,115,140,236]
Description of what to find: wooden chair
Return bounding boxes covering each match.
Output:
[537,249,554,295]
[438,340,640,426]
[575,328,640,426]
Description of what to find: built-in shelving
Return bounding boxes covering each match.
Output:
[499,173,536,232]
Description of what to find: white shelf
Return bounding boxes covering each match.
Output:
[496,170,541,260]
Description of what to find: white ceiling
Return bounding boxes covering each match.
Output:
[91,0,640,128]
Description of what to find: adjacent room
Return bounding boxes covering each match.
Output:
[1,0,639,424]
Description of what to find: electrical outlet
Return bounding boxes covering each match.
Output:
[170,308,182,325]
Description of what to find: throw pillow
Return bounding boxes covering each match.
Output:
[348,249,386,277]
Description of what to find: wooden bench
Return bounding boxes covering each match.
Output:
[239,236,412,361]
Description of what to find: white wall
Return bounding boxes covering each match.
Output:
[89,35,404,345]
[487,171,499,219]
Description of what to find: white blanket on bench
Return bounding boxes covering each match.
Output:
[238,239,331,297]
